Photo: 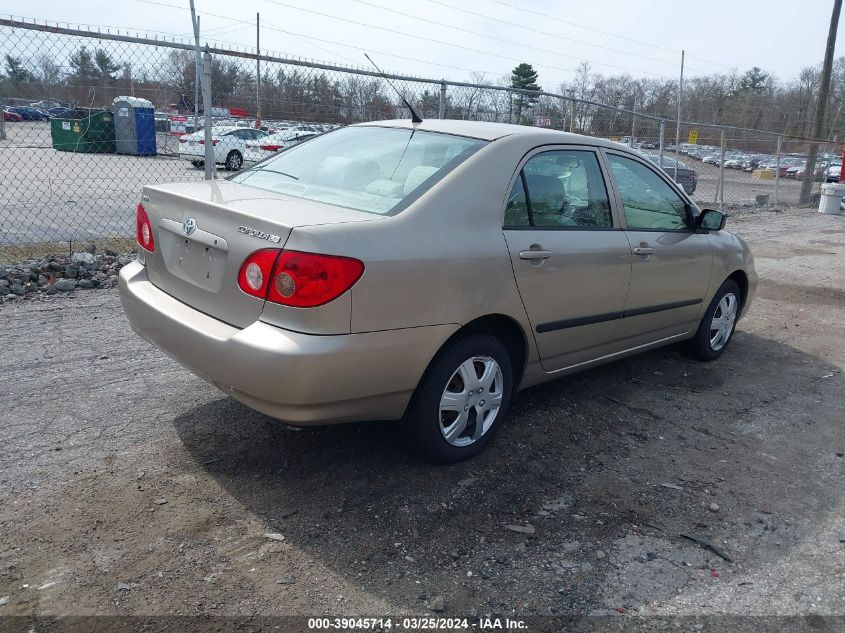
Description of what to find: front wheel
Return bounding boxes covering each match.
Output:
[404,334,513,463]
[686,279,741,361]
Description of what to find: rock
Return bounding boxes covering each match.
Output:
[709,503,721,512]
[10,285,25,296]
[0,268,8,279]
[263,532,285,542]
[0,280,8,289]
[44,284,57,295]
[661,483,684,491]
[118,256,133,266]
[105,248,118,256]
[37,274,49,285]
[153,498,168,505]
[54,279,77,292]
[0,596,7,606]
[4,294,16,300]
[428,595,445,612]
[78,279,96,289]
[275,577,296,585]
[596,550,606,559]
[504,524,536,534]
[71,252,95,264]
[83,242,96,255]
[48,262,64,272]
[116,582,131,591]
[64,265,79,278]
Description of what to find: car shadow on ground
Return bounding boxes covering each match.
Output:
[173,331,843,616]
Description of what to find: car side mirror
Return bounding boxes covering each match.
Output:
[697,208,727,231]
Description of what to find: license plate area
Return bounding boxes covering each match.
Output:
[158,220,228,292]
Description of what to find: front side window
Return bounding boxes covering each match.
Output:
[504,150,612,228]
[231,126,486,215]
[607,154,690,231]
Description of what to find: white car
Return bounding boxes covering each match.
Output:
[179,126,268,171]
[244,128,317,163]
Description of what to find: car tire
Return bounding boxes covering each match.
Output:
[403,334,513,463]
[191,160,203,169]
[224,151,243,171]
[686,279,741,361]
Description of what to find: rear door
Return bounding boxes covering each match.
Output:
[603,151,712,343]
[503,147,633,372]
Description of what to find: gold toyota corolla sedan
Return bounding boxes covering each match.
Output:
[119,119,756,462]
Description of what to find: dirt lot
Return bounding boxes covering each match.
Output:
[0,207,844,630]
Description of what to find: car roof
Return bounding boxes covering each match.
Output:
[353,118,628,148]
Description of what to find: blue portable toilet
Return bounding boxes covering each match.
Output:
[112,96,157,156]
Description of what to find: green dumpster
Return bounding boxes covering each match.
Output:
[50,109,115,153]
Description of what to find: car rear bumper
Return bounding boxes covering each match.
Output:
[118,261,457,425]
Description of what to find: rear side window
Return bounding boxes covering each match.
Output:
[607,154,690,231]
[232,127,486,215]
[504,150,612,228]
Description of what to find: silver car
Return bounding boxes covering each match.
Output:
[119,120,757,462]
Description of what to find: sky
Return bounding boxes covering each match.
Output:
[11,0,845,90]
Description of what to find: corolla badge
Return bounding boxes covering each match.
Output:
[182,217,197,236]
[238,225,282,243]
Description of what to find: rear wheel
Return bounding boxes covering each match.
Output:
[404,334,513,462]
[686,279,741,361]
[224,150,243,171]
[190,160,203,169]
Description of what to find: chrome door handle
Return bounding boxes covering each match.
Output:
[633,246,654,256]
[519,249,552,260]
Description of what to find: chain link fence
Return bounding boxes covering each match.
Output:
[0,18,836,264]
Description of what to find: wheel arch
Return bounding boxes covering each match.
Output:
[726,269,748,312]
[437,314,529,389]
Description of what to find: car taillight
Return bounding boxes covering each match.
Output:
[237,249,364,306]
[198,139,219,145]
[178,137,187,143]
[237,249,282,298]
[268,250,364,307]
[136,203,155,252]
[260,144,282,151]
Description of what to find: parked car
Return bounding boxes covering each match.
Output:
[826,164,841,182]
[47,106,72,117]
[641,153,698,194]
[3,109,23,122]
[178,126,269,171]
[120,120,756,462]
[5,106,49,121]
[30,99,72,111]
[244,128,317,162]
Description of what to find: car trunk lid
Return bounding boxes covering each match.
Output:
[140,180,381,328]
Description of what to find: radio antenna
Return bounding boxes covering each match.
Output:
[365,53,423,124]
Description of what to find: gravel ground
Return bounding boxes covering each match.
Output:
[0,207,843,630]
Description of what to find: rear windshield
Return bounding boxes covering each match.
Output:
[231,126,487,215]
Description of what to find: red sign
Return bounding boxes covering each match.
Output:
[170,115,188,122]
[229,107,249,118]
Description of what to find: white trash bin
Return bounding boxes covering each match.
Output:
[819,182,845,215]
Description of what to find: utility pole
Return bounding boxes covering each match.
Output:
[189,1,201,134]
[801,0,842,203]
[674,50,684,181]
[256,12,261,129]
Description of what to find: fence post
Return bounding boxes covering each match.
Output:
[202,47,215,181]
[439,81,446,119]
[719,128,726,212]
[0,113,5,141]
[568,90,575,133]
[774,135,782,208]
[658,120,665,169]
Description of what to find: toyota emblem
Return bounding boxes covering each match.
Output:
[182,217,197,236]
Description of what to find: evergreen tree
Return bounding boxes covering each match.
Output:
[511,63,540,124]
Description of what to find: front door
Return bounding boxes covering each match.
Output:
[604,152,713,345]
[503,148,632,372]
